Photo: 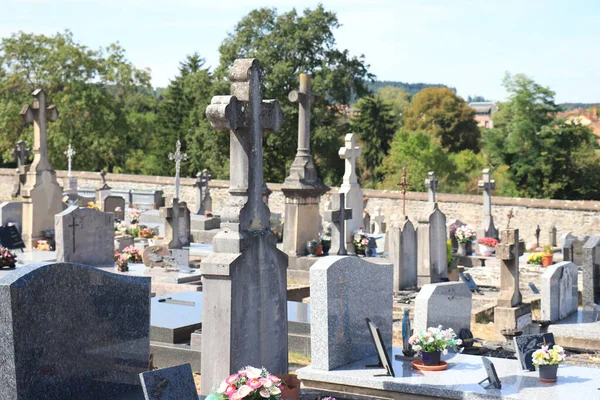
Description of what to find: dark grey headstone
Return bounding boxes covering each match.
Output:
[459,272,479,292]
[582,236,600,310]
[513,333,555,371]
[0,262,151,400]
[104,195,125,220]
[139,364,197,400]
[529,282,540,294]
[151,292,203,343]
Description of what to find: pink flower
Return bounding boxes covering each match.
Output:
[259,388,270,398]
[238,369,248,377]
[237,385,252,398]
[226,374,239,384]
[246,367,262,379]
[247,378,262,389]
[268,375,280,384]
[225,385,237,396]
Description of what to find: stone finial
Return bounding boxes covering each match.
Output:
[424,171,438,203]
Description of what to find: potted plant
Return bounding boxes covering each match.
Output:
[454,226,475,256]
[0,247,17,269]
[409,326,462,366]
[353,228,369,256]
[116,253,129,272]
[532,343,566,382]
[477,237,498,256]
[527,252,543,265]
[541,244,554,267]
[210,366,286,400]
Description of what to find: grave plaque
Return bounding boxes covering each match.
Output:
[104,195,125,220]
[513,333,555,371]
[139,364,198,400]
[414,282,472,334]
[459,271,479,292]
[528,282,540,295]
[0,225,25,250]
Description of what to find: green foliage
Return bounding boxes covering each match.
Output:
[368,80,456,96]
[404,88,481,153]
[376,86,410,125]
[351,96,397,186]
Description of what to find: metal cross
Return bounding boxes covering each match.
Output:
[507,209,514,229]
[64,142,76,177]
[478,168,496,217]
[398,167,411,215]
[168,140,187,199]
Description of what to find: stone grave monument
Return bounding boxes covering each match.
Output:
[388,216,417,290]
[282,73,329,257]
[95,169,112,205]
[10,139,29,197]
[104,195,125,220]
[191,169,220,242]
[323,192,352,256]
[548,224,557,247]
[139,364,197,400]
[310,256,393,371]
[494,228,532,334]
[338,133,363,253]
[201,58,288,395]
[0,201,23,234]
[476,168,498,240]
[413,282,472,334]
[194,169,213,215]
[371,206,386,234]
[55,206,114,267]
[582,236,600,310]
[417,172,447,287]
[541,261,579,322]
[19,89,64,249]
[0,262,150,399]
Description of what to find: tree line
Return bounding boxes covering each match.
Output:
[1,6,598,200]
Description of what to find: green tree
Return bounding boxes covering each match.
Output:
[404,88,481,153]
[376,86,411,125]
[0,30,155,173]
[351,95,397,186]
[215,5,373,184]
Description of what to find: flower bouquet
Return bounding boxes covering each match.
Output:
[353,228,369,255]
[409,326,462,367]
[0,247,17,268]
[455,226,476,243]
[138,228,156,239]
[116,253,129,272]
[532,343,565,382]
[212,366,283,400]
[87,202,101,210]
[121,245,142,263]
[477,237,498,256]
[128,223,141,238]
[35,240,51,251]
[126,207,141,224]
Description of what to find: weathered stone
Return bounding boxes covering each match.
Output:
[0,262,150,400]
[323,192,352,256]
[413,282,472,334]
[0,201,23,233]
[104,195,125,220]
[417,203,447,287]
[371,206,386,234]
[582,236,600,310]
[338,134,363,252]
[541,261,579,322]
[139,364,197,400]
[476,168,498,239]
[194,169,213,215]
[159,199,191,249]
[55,206,114,266]
[310,256,393,371]
[388,217,417,290]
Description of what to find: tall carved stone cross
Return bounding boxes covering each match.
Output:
[287,73,316,178]
[168,139,187,200]
[20,89,59,172]
[324,192,353,256]
[339,134,361,186]
[64,142,76,177]
[205,59,283,231]
[424,171,438,203]
[11,140,30,168]
[478,168,495,216]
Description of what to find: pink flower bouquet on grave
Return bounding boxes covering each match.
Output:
[454,226,476,244]
[121,245,142,263]
[213,366,283,400]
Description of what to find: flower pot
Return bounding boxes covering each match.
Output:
[321,240,331,255]
[541,254,553,267]
[306,240,318,256]
[538,364,558,382]
[421,350,441,366]
[315,244,323,256]
[478,243,495,257]
[276,374,300,400]
[457,242,467,257]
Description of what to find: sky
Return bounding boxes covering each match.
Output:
[1,0,599,103]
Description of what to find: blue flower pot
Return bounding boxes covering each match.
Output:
[421,350,441,366]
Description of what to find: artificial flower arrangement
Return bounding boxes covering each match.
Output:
[114,221,128,236]
[409,326,462,355]
[0,247,17,268]
[272,228,283,243]
[86,202,101,210]
[205,210,213,218]
[126,207,141,224]
[527,252,543,265]
[35,240,51,251]
[353,228,369,253]
[128,223,141,238]
[477,237,498,247]
[532,343,566,382]
[116,253,129,272]
[454,226,476,243]
[121,245,143,263]
[212,366,283,400]
[138,228,156,239]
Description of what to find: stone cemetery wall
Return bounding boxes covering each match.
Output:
[2,168,600,241]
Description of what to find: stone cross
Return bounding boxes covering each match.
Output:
[168,140,187,200]
[339,134,361,186]
[478,168,495,216]
[64,142,76,177]
[11,140,30,168]
[535,225,541,248]
[288,73,313,162]
[195,172,204,214]
[205,59,283,231]
[398,167,411,216]
[20,89,59,172]
[496,229,524,308]
[372,206,385,234]
[324,192,353,255]
[424,171,438,203]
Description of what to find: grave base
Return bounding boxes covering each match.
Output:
[494,303,532,334]
[150,341,202,373]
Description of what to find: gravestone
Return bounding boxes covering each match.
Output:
[55,206,114,266]
[310,256,393,371]
[388,217,417,290]
[194,169,213,215]
[95,170,112,206]
[19,89,64,249]
[413,282,472,334]
[548,224,557,247]
[323,192,352,256]
[514,333,555,371]
[0,262,150,399]
[459,272,479,292]
[570,236,589,266]
[0,225,25,250]
[0,202,23,234]
[201,58,288,395]
[371,206,386,234]
[160,199,191,249]
[494,229,532,334]
[362,211,371,234]
[338,134,363,252]
[476,168,498,239]
[104,195,125,220]
[139,364,197,400]
[282,73,329,257]
[541,261,579,322]
[11,140,29,197]
[582,236,600,310]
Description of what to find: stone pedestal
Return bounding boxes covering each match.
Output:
[282,195,325,256]
[495,304,532,334]
[159,199,191,249]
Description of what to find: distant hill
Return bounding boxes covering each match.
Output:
[559,103,600,111]
[368,80,457,96]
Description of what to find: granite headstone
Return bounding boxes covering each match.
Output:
[514,333,555,371]
[414,282,472,334]
[0,201,23,234]
[104,195,125,220]
[139,363,197,400]
[582,236,600,310]
[541,261,579,322]
[388,217,418,291]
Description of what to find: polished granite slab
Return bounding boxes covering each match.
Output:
[297,348,600,399]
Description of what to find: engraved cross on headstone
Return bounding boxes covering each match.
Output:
[324,192,353,255]
[20,89,59,172]
[205,59,283,231]
[68,218,80,251]
[168,139,187,200]
[424,171,438,203]
[64,142,76,177]
[339,134,361,186]
[478,168,495,217]
[11,140,30,168]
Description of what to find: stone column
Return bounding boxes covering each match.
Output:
[282,74,329,257]
[338,134,363,252]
